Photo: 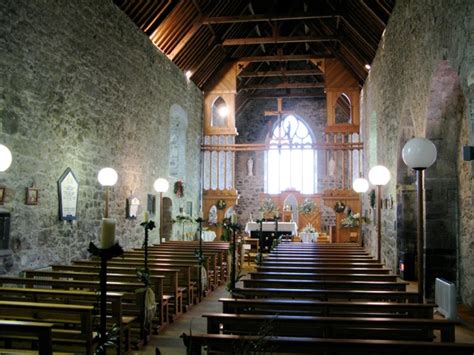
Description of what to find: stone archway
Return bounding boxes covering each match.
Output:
[424,61,464,298]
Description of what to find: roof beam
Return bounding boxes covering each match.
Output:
[236,53,332,62]
[251,92,326,99]
[202,13,339,24]
[240,82,325,90]
[223,35,338,46]
[238,68,324,78]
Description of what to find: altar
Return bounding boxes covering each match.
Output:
[245,222,298,252]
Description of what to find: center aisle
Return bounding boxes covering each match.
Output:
[142,286,231,355]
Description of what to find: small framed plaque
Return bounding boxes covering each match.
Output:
[26,187,39,205]
[57,167,79,221]
[126,197,140,219]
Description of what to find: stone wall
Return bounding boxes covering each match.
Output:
[0,0,203,273]
[235,98,327,224]
[360,0,474,304]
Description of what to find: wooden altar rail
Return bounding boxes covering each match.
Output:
[201,142,363,152]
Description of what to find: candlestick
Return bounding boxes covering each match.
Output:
[100,218,116,249]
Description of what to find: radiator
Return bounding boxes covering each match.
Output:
[435,278,457,320]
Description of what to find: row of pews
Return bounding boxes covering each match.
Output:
[0,240,230,355]
[182,242,474,354]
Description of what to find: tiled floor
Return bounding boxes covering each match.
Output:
[134,272,474,354]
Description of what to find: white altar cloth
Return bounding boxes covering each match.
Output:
[300,232,318,243]
[202,231,216,241]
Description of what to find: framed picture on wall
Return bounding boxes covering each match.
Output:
[186,201,192,216]
[0,187,5,204]
[26,187,39,205]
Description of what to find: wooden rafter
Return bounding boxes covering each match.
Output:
[201,13,339,24]
[238,68,324,78]
[236,53,331,62]
[241,82,325,90]
[223,35,339,46]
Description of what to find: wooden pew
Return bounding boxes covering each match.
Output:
[0,287,132,355]
[0,320,54,355]
[118,255,212,295]
[0,276,162,346]
[181,333,474,355]
[232,287,419,302]
[21,270,170,328]
[256,265,392,274]
[122,251,216,291]
[265,256,379,262]
[50,264,183,317]
[204,313,457,342]
[242,278,408,291]
[249,271,398,282]
[0,301,94,354]
[73,259,195,308]
[219,298,436,318]
[144,246,228,284]
[261,260,385,268]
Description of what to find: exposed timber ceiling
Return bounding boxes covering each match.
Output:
[114,0,394,110]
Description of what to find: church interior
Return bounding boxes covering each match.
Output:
[0,0,473,354]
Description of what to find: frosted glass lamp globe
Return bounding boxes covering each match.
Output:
[402,137,437,170]
[368,165,391,186]
[98,167,118,186]
[154,178,169,193]
[353,178,369,193]
[0,144,12,172]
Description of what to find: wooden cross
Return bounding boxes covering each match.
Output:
[264,98,294,121]
[264,98,296,139]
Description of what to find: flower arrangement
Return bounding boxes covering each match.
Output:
[341,213,370,228]
[174,180,184,198]
[302,224,316,233]
[216,199,226,210]
[334,201,346,213]
[259,198,277,214]
[299,199,316,215]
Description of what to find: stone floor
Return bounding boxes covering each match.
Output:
[132,273,474,355]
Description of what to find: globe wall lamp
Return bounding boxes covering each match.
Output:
[368,165,391,262]
[352,177,369,245]
[97,167,118,219]
[0,144,12,172]
[402,137,437,303]
[154,178,169,241]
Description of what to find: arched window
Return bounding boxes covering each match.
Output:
[265,115,317,194]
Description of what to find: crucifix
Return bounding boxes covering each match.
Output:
[264,98,296,143]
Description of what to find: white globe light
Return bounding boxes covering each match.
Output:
[353,178,369,193]
[0,144,12,172]
[154,178,169,193]
[217,105,229,118]
[402,137,437,170]
[368,165,391,186]
[97,167,118,186]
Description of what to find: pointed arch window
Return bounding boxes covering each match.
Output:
[265,115,317,194]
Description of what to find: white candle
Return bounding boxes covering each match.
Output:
[144,211,149,223]
[249,213,253,221]
[231,214,237,224]
[199,209,203,219]
[260,212,263,219]
[100,218,116,249]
